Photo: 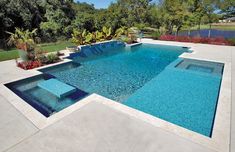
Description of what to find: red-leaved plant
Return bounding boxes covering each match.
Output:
[17,60,42,70]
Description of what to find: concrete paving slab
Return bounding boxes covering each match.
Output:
[0,60,39,84]
[0,40,234,152]
[231,49,235,152]
[0,95,38,152]
[6,102,215,152]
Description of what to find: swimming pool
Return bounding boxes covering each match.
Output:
[44,44,186,102]
[5,41,223,137]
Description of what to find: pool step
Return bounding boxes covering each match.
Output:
[37,79,76,98]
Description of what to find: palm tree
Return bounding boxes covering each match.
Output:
[6,28,38,60]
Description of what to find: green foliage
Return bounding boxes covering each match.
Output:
[46,53,60,64]
[40,1,75,40]
[151,31,161,40]
[6,28,37,47]
[228,38,235,46]
[113,26,138,43]
[93,31,104,42]
[102,26,112,40]
[114,27,125,39]
[72,26,117,45]
[0,0,75,44]
[71,29,83,45]
[71,29,93,45]
[0,41,74,61]
[0,0,233,48]
[120,35,137,44]
[120,36,131,44]
[135,23,147,31]
[217,0,235,18]
[85,32,93,44]
[72,13,95,32]
[6,28,38,59]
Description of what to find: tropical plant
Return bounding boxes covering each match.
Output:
[114,27,137,44]
[85,32,93,44]
[34,47,46,61]
[71,29,84,45]
[46,53,60,64]
[114,27,125,39]
[6,28,39,60]
[120,36,131,44]
[6,28,38,52]
[72,26,115,45]
[102,26,112,40]
[71,29,93,45]
[93,31,104,42]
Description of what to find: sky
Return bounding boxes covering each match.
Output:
[77,0,115,9]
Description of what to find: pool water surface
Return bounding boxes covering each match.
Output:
[6,42,223,137]
[44,44,186,101]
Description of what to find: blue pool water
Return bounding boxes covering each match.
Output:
[6,74,88,117]
[125,58,223,137]
[43,44,186,101]
[6,42,223,137]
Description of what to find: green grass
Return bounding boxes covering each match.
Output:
[0,50,19,61]
[38,41,74,53]
[0,41,75,62]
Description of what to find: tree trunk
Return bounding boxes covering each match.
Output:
[208,24,212,38]
[197,22,201,37]
[176,25,182,36]
[197,18,202,37]
[176,27,179,36]
[188,29,191,37]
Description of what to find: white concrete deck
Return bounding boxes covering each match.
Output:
[0,39,234,152]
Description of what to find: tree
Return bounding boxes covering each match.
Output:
[6,28,38,60]
[202,0,219,37]
[147,5,162,29]
[0,0,227,48]
[105,0,153,30]
[40,0,75,41]
[0,0,44,47]
[71,1,96,32]
[0,0,75,45]
[160,0,190,35]
[217,0,235,18]
[190,0,205,37]
[183,12,196,36]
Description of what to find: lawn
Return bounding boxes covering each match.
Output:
[0,41,74,62]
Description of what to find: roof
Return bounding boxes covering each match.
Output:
[225,17,235,21]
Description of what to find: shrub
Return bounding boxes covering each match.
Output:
[35,52,60,65]
[121,36,131,44]
[151,31,161,40]
[17,60,42,70]
[71,29,93,45]
[57,51,64,56]
[46,53,60,64]
[228,38,235,46]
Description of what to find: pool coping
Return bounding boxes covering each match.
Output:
[0,40,231,152]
